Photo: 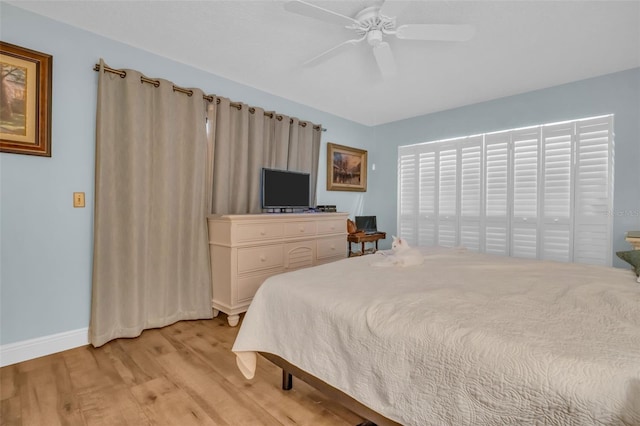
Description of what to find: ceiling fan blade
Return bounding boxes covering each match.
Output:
[303,37,365,67]
[284,0,359,27]
[396,24,476,42]
[372,42,397,77]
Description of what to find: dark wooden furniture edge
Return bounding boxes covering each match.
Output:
[347,232,386,257]
[259,352,402,426]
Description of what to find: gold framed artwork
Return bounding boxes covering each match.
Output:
[0,42,52,157]
[327,142,367,192]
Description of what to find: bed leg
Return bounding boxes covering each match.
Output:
[282,370,293,390]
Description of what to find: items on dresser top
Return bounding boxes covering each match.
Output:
[207,213,348,326]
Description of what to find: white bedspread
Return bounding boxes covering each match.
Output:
[232,247,640,425]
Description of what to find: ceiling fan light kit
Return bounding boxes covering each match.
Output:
[367,30,383,46]
[284,0,476,77]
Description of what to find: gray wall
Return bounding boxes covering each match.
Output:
[367,68,640,264]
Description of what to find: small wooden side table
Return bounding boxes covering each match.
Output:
[347,232,386,257]
[626,231,640,250]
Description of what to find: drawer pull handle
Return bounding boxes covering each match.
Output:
[260,230,266,235]
[260,255,267,262]
[330,245,335,250]
[299,227,305,232]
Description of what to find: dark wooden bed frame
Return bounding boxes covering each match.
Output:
[260,352,402,426]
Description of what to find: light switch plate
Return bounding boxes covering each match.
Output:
[73,192,85,208]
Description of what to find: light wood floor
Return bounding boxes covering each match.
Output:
[0,315,365,426]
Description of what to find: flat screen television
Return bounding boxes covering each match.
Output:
[261,168,310,210]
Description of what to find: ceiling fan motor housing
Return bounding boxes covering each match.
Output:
[354,6,395,35]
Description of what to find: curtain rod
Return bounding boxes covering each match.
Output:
[93,64,326,132]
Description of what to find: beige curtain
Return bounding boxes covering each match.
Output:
[207,100,322,214]
[288,118,321,206]
[90,60,212,347]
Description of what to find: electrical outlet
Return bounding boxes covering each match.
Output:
[73,192,85,208]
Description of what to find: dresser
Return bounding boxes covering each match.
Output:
[207,212,348,325]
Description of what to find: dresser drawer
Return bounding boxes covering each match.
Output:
[237,271,280,303]
[317,219,346,235]
[237,245,284,274]
[317,235,346,260]
[285,241,315,270]
[235,222,283,243]
[284,221,317,238]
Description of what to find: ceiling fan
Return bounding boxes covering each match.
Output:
[284,0,475,77]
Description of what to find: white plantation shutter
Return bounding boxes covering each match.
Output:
[484,132,510,256]
[418,151,437,246]
[438,144,459,247]
[460,136,483,251]
[398,146,418,245]
[573,116,613,265]
[541,122,573,262]
[397,115,613,266]
[511,129,540,259]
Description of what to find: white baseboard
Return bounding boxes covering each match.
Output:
[0,328,89,367]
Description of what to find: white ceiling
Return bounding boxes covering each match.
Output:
[9,0,640,126]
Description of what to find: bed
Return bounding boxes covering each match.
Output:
[232,247,640,425]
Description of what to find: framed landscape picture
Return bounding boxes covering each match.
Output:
[0,42,52,157]
[327,142,367,192]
